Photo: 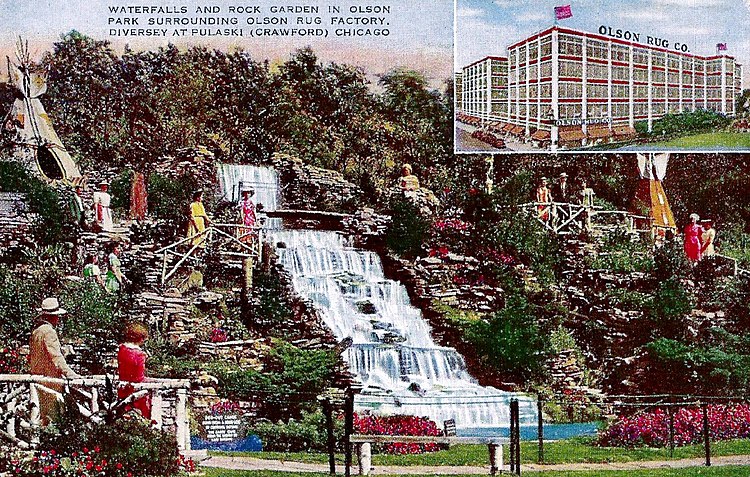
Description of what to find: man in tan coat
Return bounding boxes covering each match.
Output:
[29,297,80,425]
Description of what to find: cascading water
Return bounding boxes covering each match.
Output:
[217,164,280,212]
[219,165,537,429]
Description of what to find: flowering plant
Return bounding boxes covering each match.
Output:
[209,327,228,343]
[210,400,242,415]
[0,446,197,476]
[0,346,24,373]
[598,404,750,448]
[353,413,443,454]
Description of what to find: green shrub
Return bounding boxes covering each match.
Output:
[653,239,691,281]
[249,410,344,452]
[110,168,133,213]
[58,280,126,373]
[205,340,338,420]
[0,265,42,345]
[148,172,201,223]
[41,414,182,477]
[646,110,732,137]
[0,161,75,246]
[607,288,651,311]
[464,293,549,381]
[647,279,693,320]
[386,195,431,258]
[248,267,295,327]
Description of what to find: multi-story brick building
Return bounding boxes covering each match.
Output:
[459,26,743,150]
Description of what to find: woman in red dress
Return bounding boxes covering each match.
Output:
[684,213,704,262]
[118,322,151,419]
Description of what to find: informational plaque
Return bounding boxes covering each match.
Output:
[202,414,244,442]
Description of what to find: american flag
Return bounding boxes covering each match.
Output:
[716,43,728,51]
[555,5,573,20]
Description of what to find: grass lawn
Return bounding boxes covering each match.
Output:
[644,131,750,149]
[203,467,750,477]
[210,437,750,466]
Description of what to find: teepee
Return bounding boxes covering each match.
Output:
[3,39,81,184]
[631,153,676,233]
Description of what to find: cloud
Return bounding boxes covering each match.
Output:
[514,11,548,22]
[616,10,669,21]
[456,7,485,18]
[651,0,728,6]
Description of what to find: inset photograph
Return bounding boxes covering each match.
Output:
[455,0,750,152]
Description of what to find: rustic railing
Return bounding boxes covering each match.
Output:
[0,374,191,451]
[155,224,263,284]
[519,202,665,237]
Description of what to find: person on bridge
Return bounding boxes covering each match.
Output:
[553,172,572,203]
[238,186,257,244]
[701,219,716,258]
[580,179,595,208]
[536,177,552,222]
[684,213,704,263]
[117,322,151,419]
[29,297,80,425]
[188,190,212,248]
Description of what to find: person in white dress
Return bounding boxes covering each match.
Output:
[701,219,716,258]
[92,181,114,232]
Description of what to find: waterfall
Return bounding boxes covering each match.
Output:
[217,164,282,229]
[217,164,280,213]
[221,165,537,429]
[271,230,537,428]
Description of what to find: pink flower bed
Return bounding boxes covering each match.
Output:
[353,414,443,454]
[598,404,750,448]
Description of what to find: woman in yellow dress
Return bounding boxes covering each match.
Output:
[187,190,212,248]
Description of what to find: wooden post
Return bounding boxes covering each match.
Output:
[488,443,502,476]
[29,383,40,445]
[702,403,711,467]
[243,257,254,293]
[151,391,164,428]
[357,442,371,476]
[344,390,355,477]
[537,397,544,464]
[668,406,675,459]
[175,388,190,452]
[323,399,336,475]
[6,398,16,438]
[90,386,99,415]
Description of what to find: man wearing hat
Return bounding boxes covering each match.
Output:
[29,297,80,425]
[92,180,113,232]
[553,172,571,204]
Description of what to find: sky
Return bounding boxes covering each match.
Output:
[456,0,750,88]
[0,0,454,88]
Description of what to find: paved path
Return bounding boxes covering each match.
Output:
[202,454,750,474]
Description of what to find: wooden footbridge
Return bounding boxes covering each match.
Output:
[519,201,655,237]
[155,223,264,285]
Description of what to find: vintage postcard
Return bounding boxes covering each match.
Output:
[455,0,750,153]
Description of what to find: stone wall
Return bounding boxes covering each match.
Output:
[272,153,362,212]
